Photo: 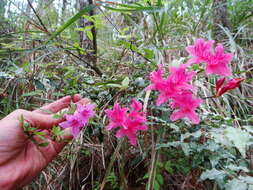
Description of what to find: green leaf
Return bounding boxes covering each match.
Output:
[86,30,93,41]
[156,174,164,185]
[200,169,226,181]
[225,179,248,190]
[48,4,96,42]
[164,161,173,174]
[34,131,46,136]
[153,180,160,190]
[121,76,130,88]
[38,142,49,147]
[84,25,93,30]
[106,84,122,88]
[143,48,154,59]
[52,126,64,136]
[143,173,149,179]
[53,113,64,119]
[224,127,251,158]
[22,90,43,97]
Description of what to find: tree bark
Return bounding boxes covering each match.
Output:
[61,0,67,24]
[78,0,99,74]
[0,0,6,18]
[212,0,230,40]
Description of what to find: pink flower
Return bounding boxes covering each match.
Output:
[59,114,83,138]
[186,38,233,77]
[116,117,147,145]
[128,98,143,118]
[146,64,195,106]
[105,99,147,145]
[186,38,214,65]
[168,64,196,90]
[59,104,95,138]
[206,44,233,76]
[170,93,203,124]
[76,103,95,124]
[105,103,129,130]
[145,64,165,91]
[216,78,244,96]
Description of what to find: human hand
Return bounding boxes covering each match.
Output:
[0,95,88,190]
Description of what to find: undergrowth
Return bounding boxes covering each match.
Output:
[0,0,253,189]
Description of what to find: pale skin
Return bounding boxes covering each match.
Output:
[0,95,89,190]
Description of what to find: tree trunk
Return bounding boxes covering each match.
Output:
[78,0,99,73]
[212,0,230,40]
[61,0,67,24]
[0,0,6,18]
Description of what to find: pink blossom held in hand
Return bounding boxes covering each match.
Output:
[206,44,233,76]
[59,114,83,138]
[77,103,95,125]
[186,38,214,65]
[170,93,203,124]
[105,99,147,145]
[59,104,95,138]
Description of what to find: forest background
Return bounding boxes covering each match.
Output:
[0,0,253,189]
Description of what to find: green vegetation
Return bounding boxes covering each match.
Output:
[0,0,253,189]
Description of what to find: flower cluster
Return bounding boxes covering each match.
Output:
[102,38,242,144]
[59,104,95,138]
[146,64,202,124]
[186,38,233,77]
[105,99,147,145]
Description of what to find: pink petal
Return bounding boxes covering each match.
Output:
[127,132,137,146]
[72,126,81,138]
[156,93,170,106]
[59,121,71,129]
[170,110,185,121]
[116,129,125,138]
[186,112,200,124]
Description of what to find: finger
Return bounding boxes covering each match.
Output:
[72,94,82,103]
[33,96,72,114]
[76,98,91,106]
[34,129,73,163]
[25,112,63,130]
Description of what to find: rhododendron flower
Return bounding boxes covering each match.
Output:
[105,103,129,130]
[206,44,233,76]
[146,64,195,106]
[146,64,202,124]
[105,99,147,145]
[115,117,147,145]
[128,98,143,118]
[170,93,202,124]
[145,64,165,91]
[59,104,95,138]
[59,114,83,138]
[216,78,244,96]
[186,38,233,77]
[186,38,214,65]
[77,103,95,124]
[169,64,196,90]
